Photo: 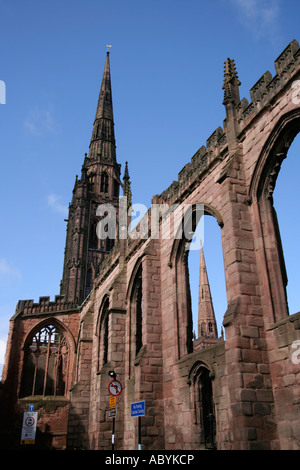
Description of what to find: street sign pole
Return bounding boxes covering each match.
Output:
[130,401,145,450]
[108,376,122,451]
[138,416,141,450]
[112,416,115,450]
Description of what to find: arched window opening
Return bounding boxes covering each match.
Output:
[85,268,92,298]
[252,113,300,322]
[89,219,98,249]
[98,299,109,368]
[191,366,216,449]
[101,172,109,193]
[88,173,95,191]
[113,180,119,198]
[272,133,300,315]
[188,215,226,351]
[20,324,69,398]
[132,265,143,356]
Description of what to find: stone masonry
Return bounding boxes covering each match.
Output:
[1,40,300,450]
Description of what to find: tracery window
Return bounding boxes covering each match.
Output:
[20,324,69,397]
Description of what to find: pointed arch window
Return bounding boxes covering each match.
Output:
[131,265,143,357]
[249,112,300,321]
[85,268,92,298]
[128,262,143,376]
[189,363,216,449]
[101,172,109,193]
[20,324,69,398]
[98,298,110,368]
[171,206,226,358]
[88,173,95,191]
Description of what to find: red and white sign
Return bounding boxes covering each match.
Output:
[108,380,122,396]
[20,411,38,444]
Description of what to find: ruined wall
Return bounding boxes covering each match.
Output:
[2,40,300,451]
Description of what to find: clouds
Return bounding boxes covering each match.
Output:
[0,258,22,282]
[230,0,282,41]
[24,104,57,136]
[47,193,68,217]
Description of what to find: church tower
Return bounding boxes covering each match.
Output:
[60,48,123,304]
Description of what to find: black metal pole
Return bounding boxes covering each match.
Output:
[112,416,115,450]
[138,416,141,450]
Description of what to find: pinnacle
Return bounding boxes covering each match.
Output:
[223,58,241,88]
[123,161,132,208]
[222,57,241,106]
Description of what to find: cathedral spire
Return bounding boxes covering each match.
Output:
[197,245,218,340]
[88,47,116,161]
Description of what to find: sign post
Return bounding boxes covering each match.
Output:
[20,411,38,445]
[108,379,122,450]
[130,401,145,450]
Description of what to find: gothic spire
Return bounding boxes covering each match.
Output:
[197,245,218,340]
[88,48,116,161]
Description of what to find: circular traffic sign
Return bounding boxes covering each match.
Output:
[108,379,122,396]
[25,416,35,427]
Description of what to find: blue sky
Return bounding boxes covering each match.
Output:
[0,0,300,371]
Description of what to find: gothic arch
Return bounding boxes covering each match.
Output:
[188,360,215,384]
[126,256,144,376]
[168,203,224,268]
[188,361,216,449]
[126,256,144,301]
[96,295,110,369]
[248,108,300,322]
[20,318,76,398]
[248,108,300,204]
[96,294,110,334]
[169,205,224,358]
[22,317,76,354]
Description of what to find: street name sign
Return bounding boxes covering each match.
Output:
[130,401,145,418]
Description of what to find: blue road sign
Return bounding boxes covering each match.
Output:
[130,401,145,418]
[29,404,34,412]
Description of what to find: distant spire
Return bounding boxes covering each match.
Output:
[88,48,116,161]
[222,58,241,106]
[123,161,132,209]
[197,245,218,340]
